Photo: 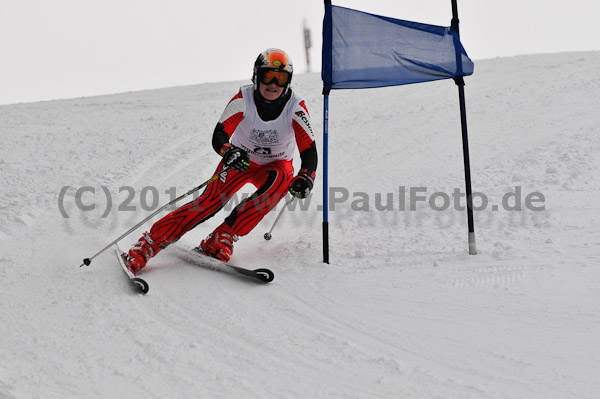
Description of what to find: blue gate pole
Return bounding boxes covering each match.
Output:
[322,89,330,263]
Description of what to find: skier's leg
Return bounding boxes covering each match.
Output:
[200,160,293,262]
[228,159,294,235]
[124,161,253,272]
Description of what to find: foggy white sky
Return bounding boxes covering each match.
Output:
[1,0,598,105]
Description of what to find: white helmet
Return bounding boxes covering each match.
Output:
[252,48,293,94]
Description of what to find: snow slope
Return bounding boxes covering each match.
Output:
[1,51,600,399]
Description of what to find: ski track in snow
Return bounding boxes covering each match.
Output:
[1,52,600,398]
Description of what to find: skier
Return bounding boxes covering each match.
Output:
[122,48,317,273]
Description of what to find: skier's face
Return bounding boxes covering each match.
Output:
[259,81,284,101]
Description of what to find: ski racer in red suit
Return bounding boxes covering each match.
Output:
[123,48,317,273]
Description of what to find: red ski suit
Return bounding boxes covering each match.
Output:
[146,84,316,246]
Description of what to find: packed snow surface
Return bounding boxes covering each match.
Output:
[1,52,599,398]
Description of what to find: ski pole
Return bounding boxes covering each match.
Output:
[264,196,295,241]
[79,168,226,267]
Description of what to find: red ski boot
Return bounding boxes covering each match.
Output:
[200,223,239,262]
[124,232,167,274]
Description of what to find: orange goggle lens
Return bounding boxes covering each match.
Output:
[260,70,290,87]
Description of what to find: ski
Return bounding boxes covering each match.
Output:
[171,245,274,283]
[114,244,149,294]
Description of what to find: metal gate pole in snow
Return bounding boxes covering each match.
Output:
[451,0,477,255]
[322,89,330,264]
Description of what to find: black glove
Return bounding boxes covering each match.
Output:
[289,169,315,199]
[221,144,250,172]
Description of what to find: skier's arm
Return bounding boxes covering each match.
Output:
[289,101,317,198]
[212,123,230,154]
[212,89,245,155]
[211,89,249,171]
[299,142,317,175]
[292,100,317,174]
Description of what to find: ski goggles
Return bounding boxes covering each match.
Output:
[259,69,290,87]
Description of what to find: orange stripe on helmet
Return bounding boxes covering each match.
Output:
[267,50,289,70]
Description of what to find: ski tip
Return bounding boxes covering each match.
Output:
[254,268,275,283]
[133,277,150,294]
